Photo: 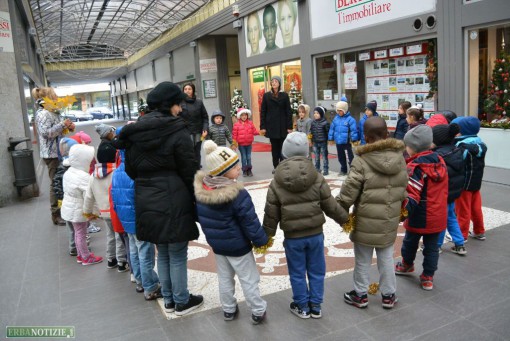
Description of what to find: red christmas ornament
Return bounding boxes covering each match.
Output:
[505,78,508,82]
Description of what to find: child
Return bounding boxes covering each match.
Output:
[395,125,448,291]
[195,140,268,324]
[310,106,330,175]
[296,104,312,158]
[359,101,379,145]
[328,100,359,176]
[431,124,467,255]
[207,110,234,148]
[406,105,427,130]
[451,116,488,241]
[232,108,259,177]
[394,101,411,140]
[263,132,348,319]
[337,117,408,309]
[61,144,103,266]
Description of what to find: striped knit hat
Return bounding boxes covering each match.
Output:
[203,140,239,176]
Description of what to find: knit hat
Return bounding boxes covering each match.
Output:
[203,140,239,176]
[313,106,326,118]
[404,125,433,153]
[432,124,460,146]
[365,100,377,113]
[451,116,480,136]
[211,109,225,123]
[236,107,251,119]
[147,81,186,111]
[282,132,309,158]
[59,137,78,158]
[441,110,457,123]
[95,124,115,139]
[270,75,282,85]
[96,143,117,163]
[426,113,448,128]
[336,101,348,114]
[70,131,92,144]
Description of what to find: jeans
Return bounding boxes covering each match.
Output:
[283,233,325,310]
[72,221,90,260]
[44,158,59,213]
[104,218,127,262]
[438,202,465,247]
[128,233,159,292]
[67,221,76,252]
[353,243,395,296]
[401,231,440,277]
[269,138,285,169]
[239,145,252,169]
[313,141,328,173]
[157,242,190,305]
[335,143,354,174]
[118,232,131,267]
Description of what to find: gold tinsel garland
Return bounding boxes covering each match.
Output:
[82,213,99,220]
[368,282,379,295]
[400,208,408,222]
[253,236,274,254]
[341,213,356,234]
[42,95,77,113]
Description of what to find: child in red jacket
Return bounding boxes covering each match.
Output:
[232,108,259,177]
[395,125,448,291]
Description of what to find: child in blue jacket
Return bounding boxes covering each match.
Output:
[194,140,268,325]
[328,100,359,175]
[359,100,379,145]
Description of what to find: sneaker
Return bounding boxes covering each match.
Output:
[469,231,486,240]
[117,261,129,272]
[69,249,77,257]
[289,302,310,319]
[395,261,414,275]
[418,243,424,252]
[144,286,162,301]
[420,274,434,290]
[381,293,398,309]
[251,311,266,325]
[107,258,118,269]
[82,253,103,266]
[164,301,176,313]
[343,290,368,308]
[451,245,467,255]
[309,304,322,319]
[87,223,101,233]
[76,255,83,263]
[247,169,253,177]
[223,305,239,321]
[243,170,248,177]
[130,273,136,283]
[135,284,144,293]
[445,233,452,242]
[175,294,204,316]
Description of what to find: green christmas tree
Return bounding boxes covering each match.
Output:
[288,81,302,116]
[484,49,510,118]
[230,88,248,117]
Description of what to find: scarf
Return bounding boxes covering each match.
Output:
[94,162,116,179]
[202,175,237,190]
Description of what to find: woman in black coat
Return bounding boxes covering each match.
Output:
[180,83,209,167]
[260,75,293,172]
[113,82,204,316]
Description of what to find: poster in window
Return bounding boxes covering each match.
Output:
[344,62,358,89]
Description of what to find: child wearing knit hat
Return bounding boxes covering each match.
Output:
[450,116,488,241]
[296,104,312,159]
[396,124,449,291]
[311,106,330,175]
[232,108,259,177]
[194,140,268,324]
[328,100,359,176]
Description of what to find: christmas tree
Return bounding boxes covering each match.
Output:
[484,49,510,119]
[288,81,302,116]
[230,88,248,117]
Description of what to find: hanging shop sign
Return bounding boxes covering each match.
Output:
[0,12,14,53]
[310,0,436,39]
[252,69,266,83]
[199,58,217,73]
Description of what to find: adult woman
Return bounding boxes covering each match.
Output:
[180,83,209,167]
[278,0,298,47]
[33,86,75,225]
[114,82,203,316]
[260,75,293,172]
[247,13,262,56]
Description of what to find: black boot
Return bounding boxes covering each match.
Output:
[52,210,66,226]
[242,166,248,177]
[247,166,253,177]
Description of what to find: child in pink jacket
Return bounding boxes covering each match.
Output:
[233,108,259,177]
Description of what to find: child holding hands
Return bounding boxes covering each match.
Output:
[232,108,259,177]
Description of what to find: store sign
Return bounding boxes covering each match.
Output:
[310,0,436,39]
[0,11,14,53]
[359,52,370,61]
[389,47,404,57]
[252,70,266,83]
[199,58,217,73]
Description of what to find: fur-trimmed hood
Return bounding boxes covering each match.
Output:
[194,171,244,205]
[354,138,406,176]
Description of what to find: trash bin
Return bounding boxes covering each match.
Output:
[8,137,36,195]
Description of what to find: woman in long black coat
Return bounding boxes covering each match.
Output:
[260,75,293,172]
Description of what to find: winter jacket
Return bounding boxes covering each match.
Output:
[296,117,312,135]
[111,149,136,235]
[394,114,409,140]
[328,113,359,145]
[359,112,379,145]
[83,163,116,219]
[404,150,448,234]
[433,144,465,203]
[455,136,487,192]
[53,163,69,201]
[336,139,408,248]
[180,97,209,134]
[35,108,65,158]
[61,145,95,222]
[263,156,348,239]
[233,119,258,146]
[310,118,330,143]
[207,124,233,146]
[113,111,199,244]
[260,91,293,139]
[194,171,268,257]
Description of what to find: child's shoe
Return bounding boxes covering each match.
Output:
[135,284,144,293]
[164,301,175,313]
[175,294,204,316]
[251,311,266,325]
[117,261,129,272]
[451,245,467,255]
[290,302,310,319]
[223,305,239,321]
[309,304,322,319]
[322,170,329,176]
[144,285,162,301]
[343,290,368,308]
[395,260,414,275]
[107,258,118,269]
[76,255,83,263]
[69,249,77,257]
[381,293,398,309]
[247,168,253,177]
[469,231,486,240]
[130,273,136,283]
[82,253,103,266]
[420,274,434,290]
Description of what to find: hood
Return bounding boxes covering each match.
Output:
[117,111,187,152]
[93,162,116,179]
[194,171,244,205]
[68,144,95,173]
[211,110,225,124]
[274,157,318,193]
[355,138,406,175]
[407,150,447,182]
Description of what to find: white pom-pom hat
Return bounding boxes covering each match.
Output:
[203,140,239,176]
[236,107,251,119]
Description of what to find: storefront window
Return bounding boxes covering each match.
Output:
[316,55,338,102]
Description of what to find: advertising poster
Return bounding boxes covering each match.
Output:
[344,62,358,89]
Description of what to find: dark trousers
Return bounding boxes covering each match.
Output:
[335,143,354,174]
[270,138,285,169]
[191,133,203,167]
[401,230,440,277]
[44,158,60,213]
